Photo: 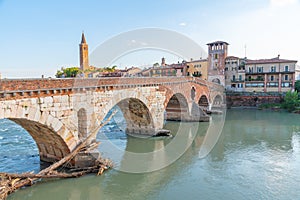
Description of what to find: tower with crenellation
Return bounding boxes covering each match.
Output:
[207,41,229,86]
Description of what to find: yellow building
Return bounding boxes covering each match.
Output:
[186,59,208,81]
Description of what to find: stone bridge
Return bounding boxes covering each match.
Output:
[0,77,224,167]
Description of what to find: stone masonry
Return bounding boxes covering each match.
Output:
[0,77,224,167]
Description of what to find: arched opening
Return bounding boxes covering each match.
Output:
[198,95,209,112]
[165,93,189,121]
[78,108,87,139]
[0,119,39,173]
[212,78,221,84]
[213,95,223,107]
[117,98,153,135]
[191,87,196,101]
[0,118,70,172]
[96,98,155,162]
[99,98,154,137]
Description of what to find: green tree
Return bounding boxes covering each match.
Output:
[55,70,64,78]
[295,80,300,92]
[56,67,80,78]
[282,91,300,112]
[153,63,160,68]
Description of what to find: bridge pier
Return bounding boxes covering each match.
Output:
[73,152,100,168]
[165,101,210,123]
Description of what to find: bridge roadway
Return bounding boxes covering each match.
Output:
[0,77,224,168]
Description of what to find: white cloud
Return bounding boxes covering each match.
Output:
[179,22,187,26]
[270,0,298,7]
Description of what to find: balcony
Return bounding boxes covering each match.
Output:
[231,79,244,83]
[245,82,265,88]
[245,78,264,82]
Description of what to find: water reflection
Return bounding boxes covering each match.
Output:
[8,109,300,200]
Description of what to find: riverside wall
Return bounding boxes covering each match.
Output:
[226,92,284,108]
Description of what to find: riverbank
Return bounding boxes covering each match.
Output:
[226,91,283,108]
[226,91,300,113]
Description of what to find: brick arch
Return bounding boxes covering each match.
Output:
[211,94,224,107]
[198,95,210,112]
[164,93,189,121]
[190,83,210,103]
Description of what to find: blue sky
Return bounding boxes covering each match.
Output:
[0,0,299,78]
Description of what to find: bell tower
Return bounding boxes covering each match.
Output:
[79,32,89,73]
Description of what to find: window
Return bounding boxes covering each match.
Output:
[239,75,242,81]
[285,75,289,81]
[248,67,254,73]
[270,75,274,81]
[232,75,236,81]
[285,66,289,72]
[270,66,276,72]
[257,67,263,73]
[215,54,218,59]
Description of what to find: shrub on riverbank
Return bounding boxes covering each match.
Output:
[282,91,300,112]
[258,103,282,110]
[258,91,300,112]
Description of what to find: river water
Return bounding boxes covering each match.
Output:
[1,109,300,200]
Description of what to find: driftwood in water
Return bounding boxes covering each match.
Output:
[0,111,116,200]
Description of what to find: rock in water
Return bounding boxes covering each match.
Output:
[153,129,172,137]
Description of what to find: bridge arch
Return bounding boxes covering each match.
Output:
[0,99,79,165]
[7,118,72,164]
[212,78,221,84]
[95,89,158,136]
[212,94,224,107]
[198,95,209,112]
[115,98,154,135]
[165,93,189,121]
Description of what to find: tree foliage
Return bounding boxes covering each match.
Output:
[282,91,300,112]
[295,80,300,92]
[56,67,80,78]
[153,63,160,68]
[95,66,117,73]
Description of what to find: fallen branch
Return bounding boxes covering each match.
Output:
[0,111,116,200]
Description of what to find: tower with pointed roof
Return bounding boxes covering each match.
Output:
[79,32,89,74]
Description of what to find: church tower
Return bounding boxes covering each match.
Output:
[79,32,89,73]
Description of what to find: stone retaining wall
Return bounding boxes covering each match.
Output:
[226,92,284,108]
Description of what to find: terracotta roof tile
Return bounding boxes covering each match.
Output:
[245,58,297,65]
